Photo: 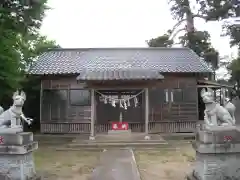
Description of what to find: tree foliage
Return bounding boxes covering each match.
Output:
[228,57,240,81]
[222,23,240,48]
[0,0,48,35]
[147,0,240,71]
[147,30,174,47]
[226,56,240,97]
[20,33,60,69]
[0,0,59,101]
[0,0,60,131]
[0,34,22,97]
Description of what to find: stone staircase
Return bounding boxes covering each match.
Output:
[35,133,193,150]
[59,133,171,150]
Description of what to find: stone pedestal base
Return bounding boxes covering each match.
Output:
[191,151,240,180]
[188,126,240,180]
[108,129,132,135]
[0,132,38,180]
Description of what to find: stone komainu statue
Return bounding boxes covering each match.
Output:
[0,90,33,133]
[201,88,236,128]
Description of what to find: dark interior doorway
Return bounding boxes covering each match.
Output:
[96,89,144,124]
[198,88,205,120]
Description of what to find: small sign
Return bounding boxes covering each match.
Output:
[111,122,129,130]
[224,135,233,141]
[0,136,4,144]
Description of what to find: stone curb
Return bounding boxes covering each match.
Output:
[129,149,141,180]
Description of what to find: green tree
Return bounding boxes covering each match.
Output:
[147,0,240,73]
[207,1,240,93]
[0,0,48,35]
[19,33,60,69]
[147,30,174,47]
[21,34,59,132]
[227,57,240,94]
[0,0,49,100]
[0,34,21,97]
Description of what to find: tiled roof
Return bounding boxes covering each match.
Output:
[29,47,213,76]
[76,70,164,80]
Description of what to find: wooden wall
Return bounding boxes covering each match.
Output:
[41,76,91,123]
[40,74,198,125]
[149,75,198,122]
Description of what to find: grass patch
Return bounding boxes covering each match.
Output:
[134,144,195,180]
[35,146,100,180]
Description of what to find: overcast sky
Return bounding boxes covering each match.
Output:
[40,0,237,78]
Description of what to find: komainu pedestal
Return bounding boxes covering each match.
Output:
[0,132,39,180]
[188,125,240,180]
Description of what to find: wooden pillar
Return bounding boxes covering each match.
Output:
[89,89,95,140]
[220,88,222,105]
[144,88,150,140]
[214,89,217,101]
[222,88,226,104]
[39,81,43,133]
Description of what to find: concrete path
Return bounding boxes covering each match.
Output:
[89,149,141,180]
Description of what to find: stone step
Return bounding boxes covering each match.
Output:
[39,140,191,146]
[108,130,132,134]
[67,142,170,149]
[74,134,164,143]
[99,133,143,138]
[93,136,136,141]
[72,139,166,144]
[55,147,180,151]
[35,139,74,143]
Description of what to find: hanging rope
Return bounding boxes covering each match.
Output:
[95,89,145,109]
[95,89,145,101]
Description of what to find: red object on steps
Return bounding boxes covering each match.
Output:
[111,122,129,130]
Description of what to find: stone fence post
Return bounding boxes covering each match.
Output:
[0,132,39,180]
[188,125,240,180]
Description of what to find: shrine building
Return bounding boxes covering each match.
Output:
[29,47,232,138]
